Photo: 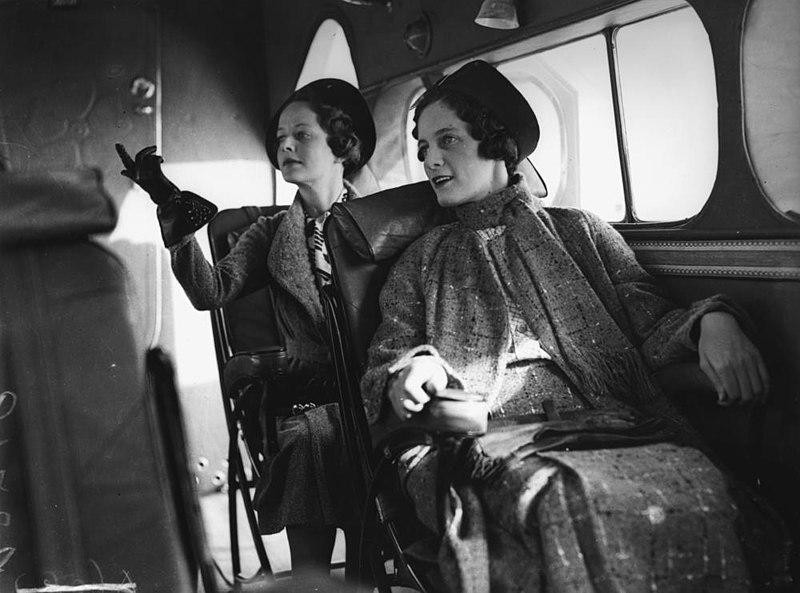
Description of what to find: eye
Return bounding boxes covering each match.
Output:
[439,134,458,147]
[296,130,312,140]
[276,134,286,144]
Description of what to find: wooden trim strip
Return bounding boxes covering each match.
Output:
[628,239,800,280]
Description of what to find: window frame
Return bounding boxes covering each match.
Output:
[403,2,717,227]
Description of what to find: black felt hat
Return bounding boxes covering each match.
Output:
[423,60,540,161]
[265,78,376,175]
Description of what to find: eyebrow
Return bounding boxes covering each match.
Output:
[276,122,313,133]
[434,125,458,135]
[419,125,459,142]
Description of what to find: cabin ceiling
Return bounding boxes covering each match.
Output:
[261,0,639,115]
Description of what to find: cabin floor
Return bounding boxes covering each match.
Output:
[200,489,348,592]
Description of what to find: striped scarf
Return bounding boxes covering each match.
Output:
[304,186,351,290]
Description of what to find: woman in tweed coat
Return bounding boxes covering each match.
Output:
[118,79,376,585]
[361,61,790,591]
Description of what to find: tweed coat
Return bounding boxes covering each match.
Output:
[170,190,358,532]
[358,179,794,592]
[170,194,331,366]
[361,179,742,425]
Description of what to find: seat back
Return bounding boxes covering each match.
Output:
[206,205,289,581]
[0,169,199,592]
[322,181,447,591]
[324,181,445,470]
[207,205,288,358]
[207,205,291,458]
[326,181,446,376]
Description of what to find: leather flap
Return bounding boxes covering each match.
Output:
[328,180,449,262]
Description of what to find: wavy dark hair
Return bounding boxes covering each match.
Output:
[279,87,364,176]
[412,86,519,173]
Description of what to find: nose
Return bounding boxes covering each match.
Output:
[280,136,295,152]
[424,146,442,171]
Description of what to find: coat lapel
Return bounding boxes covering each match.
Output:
[267,195,325,327]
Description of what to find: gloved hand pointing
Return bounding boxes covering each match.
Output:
[116,144,180,205]
[115,143,218,247]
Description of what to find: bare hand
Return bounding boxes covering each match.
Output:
[388,355,448,420]
[698,311,769,406]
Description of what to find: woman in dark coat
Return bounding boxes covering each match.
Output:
[117,78,376,585]
[361,61,791,592]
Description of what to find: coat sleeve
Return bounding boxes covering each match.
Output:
[169,215,275,311]
[582,211,749,369]
[360,236,462,425]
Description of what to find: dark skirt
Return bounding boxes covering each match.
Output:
[254,402,358,533]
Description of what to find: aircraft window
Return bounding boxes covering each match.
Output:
[274,18,358,205]
[405,87,426,184]
[615,8,717,221]
[404,6,717,224]
[498,37,625,221]
[742,0,800,218]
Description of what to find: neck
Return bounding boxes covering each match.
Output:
[296,174,345,218]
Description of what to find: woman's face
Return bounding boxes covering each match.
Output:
[275,101,342,186]
[416,100,508,207]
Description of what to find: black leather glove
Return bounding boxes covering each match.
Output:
[116,143,218,247]
[116,143,179,204]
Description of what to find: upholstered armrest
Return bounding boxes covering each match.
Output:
[328,180,450,262]
[653,362,716,400]
[0,168,117,245]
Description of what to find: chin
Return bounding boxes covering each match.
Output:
[280,170,301,184]
[434,187,479,208]
[432,186,458,208]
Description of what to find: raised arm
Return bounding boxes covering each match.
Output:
[169,217,273,310]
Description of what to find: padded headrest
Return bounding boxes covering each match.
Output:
[0,168,117,245]
[328,180,450,262]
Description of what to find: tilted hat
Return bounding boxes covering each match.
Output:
[265,78,376,175]
[423,60,540,161]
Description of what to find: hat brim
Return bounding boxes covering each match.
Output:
[265,79,376,176]
[413,60,540,162]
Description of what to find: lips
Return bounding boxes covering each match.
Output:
[431,175,453,187]
[281,158,301,168]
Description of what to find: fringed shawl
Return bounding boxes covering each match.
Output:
[453,176,660,409]
[362,175,742,425]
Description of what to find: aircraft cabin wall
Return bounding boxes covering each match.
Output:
[0,0,272,492]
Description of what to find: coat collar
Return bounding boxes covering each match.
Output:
[267,195,324,325]
[266,179,361,327]
[454,173,543,230]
